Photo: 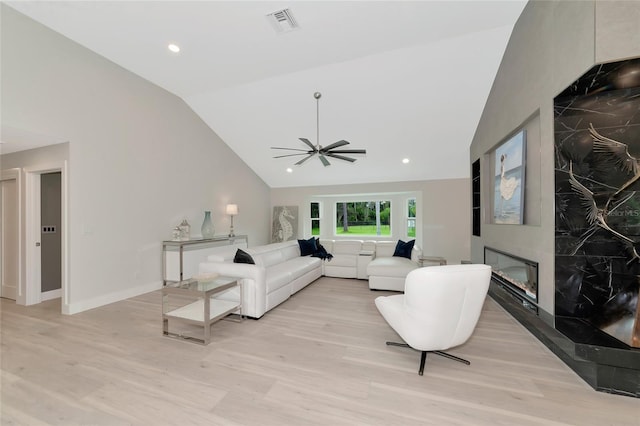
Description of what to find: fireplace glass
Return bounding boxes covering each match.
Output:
[485,247,538,306]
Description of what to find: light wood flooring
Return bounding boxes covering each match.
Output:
[1,277,638,425]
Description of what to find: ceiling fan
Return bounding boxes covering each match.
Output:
[271,92,366,167]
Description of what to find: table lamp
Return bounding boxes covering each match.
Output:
[226,204,238,237]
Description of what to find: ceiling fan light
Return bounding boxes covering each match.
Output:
[271,92,366,167]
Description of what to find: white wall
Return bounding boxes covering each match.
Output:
[1,6,271,313]
[595,1,640,64]
[470,0,640,317]
[272,178,470,264]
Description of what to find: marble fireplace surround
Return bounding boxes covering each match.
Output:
[554,58,640,350]
[540,57,640,397]
[489,282,639,398]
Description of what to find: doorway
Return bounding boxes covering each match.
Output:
[40,172,61,301]
[1,169,20,300]
[24,161,68,311]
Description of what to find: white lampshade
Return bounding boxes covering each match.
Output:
[226,204,238,215]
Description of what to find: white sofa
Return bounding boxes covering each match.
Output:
[198,239,421,318]
[367,241,421,291]
[318,239,376,279]
[198,241,322,319]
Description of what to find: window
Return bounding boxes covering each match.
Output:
[310,202,320,236]
[407,198,416,237]
[335,201,390,236]
[309,192,419,239]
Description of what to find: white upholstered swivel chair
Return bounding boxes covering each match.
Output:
[375,264,491,375]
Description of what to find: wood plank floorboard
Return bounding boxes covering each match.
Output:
[1,277,638,425]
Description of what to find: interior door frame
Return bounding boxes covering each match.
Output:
[1,168,22,302]
[24,160,68,312]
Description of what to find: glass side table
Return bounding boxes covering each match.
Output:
[162,275,242,345]
[418,256,447,267]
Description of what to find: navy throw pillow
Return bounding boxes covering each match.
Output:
[393,239,415,259]
[311,240,333,261]
[298,237,317,256]
[233,248,255,264]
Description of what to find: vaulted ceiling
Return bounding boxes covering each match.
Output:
[4,1,527,188]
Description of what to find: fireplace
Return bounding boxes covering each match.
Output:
[484,247,538,310]
[484,244,639,397]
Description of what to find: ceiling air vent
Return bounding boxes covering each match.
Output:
[266,8,300,34]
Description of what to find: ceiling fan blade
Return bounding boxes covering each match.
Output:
[299,138,317,151]
[320,140,350,151]
[271,147,310,152]
[319,154,331,167]
[295,154,315,165]
[328,149,367,154]
[325,153,356,162]
[273,153,312,159]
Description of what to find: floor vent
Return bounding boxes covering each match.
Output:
[266,8,299,34]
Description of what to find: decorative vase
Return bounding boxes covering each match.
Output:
[201,211,215,239]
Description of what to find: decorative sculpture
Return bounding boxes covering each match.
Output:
[567,124,640,264]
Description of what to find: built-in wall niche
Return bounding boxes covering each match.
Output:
[472,159,480,236]
[554,57,640,349]
[482,113,541,227]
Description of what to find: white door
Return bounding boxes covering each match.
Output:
[1,177,19,300]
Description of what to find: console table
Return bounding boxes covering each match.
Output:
[162,235,248,286]
[162,276,242,345]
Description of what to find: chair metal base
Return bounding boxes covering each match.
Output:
[386,341,470,375]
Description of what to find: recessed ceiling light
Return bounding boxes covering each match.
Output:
[402,158,410,164]
[167,43,180,53]
[286,168,293,173]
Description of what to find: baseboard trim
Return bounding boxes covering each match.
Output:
[41,289,62,301]
[63,281,162,315]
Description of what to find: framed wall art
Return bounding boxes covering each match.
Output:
[272,205,298,242]
[493,130,526,224]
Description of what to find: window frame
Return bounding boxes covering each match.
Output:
[310,201,321,236]
[303,191,420,242]
[334,200,392,237]
[407,197,416,238]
